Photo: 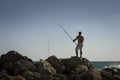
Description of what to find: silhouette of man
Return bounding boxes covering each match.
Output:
[73,32,84,58]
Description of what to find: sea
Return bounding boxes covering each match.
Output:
[91,61,120,69]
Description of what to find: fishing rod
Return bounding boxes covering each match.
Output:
[58,24,76,44]
[48,37,50,57]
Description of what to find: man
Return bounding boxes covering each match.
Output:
[73,32,84,58]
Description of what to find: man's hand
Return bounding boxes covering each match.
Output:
[73,40,75,42]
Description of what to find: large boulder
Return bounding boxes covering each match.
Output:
[23,71,41,80]
[4,62,14,75]
[40,75,59,80]
[0,74,11,80]
[0,68,7,74]
[81,68,103,80]
[54,62,65,74]
[11,75,26,80]
[101,69,112,80]
[71,64,88,74]
[0,51,33,75]
[14,59,37,75]
[46,55,65,74]
[112,75,120,80]
[0,51,32,66]
[68,74,82,80]
[111,67,120,75]
[101,67,120,80]
[38,59,56,75]
[46,55,60,66]
[0,73,25,80]
[61,56,92,73]
[55,74,68,80]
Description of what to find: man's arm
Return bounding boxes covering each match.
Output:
[73,36,78,42]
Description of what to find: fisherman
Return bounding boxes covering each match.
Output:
[73,32,84,58]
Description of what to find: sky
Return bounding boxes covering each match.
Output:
[0,0,120,61]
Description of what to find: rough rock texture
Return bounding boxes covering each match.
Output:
[46,55,60,66]
[0,51,33,75]
[0,51,32,66]
[101,69,112,80]
[0,74,25,80]
[55,74,68,80]
[61,56,92,74]
[23,71,41,80]
[71,64,88,74]
[101,67,120,80]
[38,59,56,75]
[82,68,103,80]
[68,74,80,80]
[46,55,65,74]
[0,50,120,80]
[14,59,37,75]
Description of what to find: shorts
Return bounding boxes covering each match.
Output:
[75,43,83,51]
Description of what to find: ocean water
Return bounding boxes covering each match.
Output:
[91,61,120,69]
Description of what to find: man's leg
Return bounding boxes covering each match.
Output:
[80,44,83,58]
[76,49,78,57]
[80,50,82,58]
[75,45,78,57]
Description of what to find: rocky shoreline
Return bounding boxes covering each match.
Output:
[0,51,120,80]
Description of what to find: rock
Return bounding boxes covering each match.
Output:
[111,67,120,75]
[112,75,120,80]
[0,51,33,75]
[0,73,25,80]
[14,67,27,76]
[4,62,14,75]
[103,68,113,74]
[0,68,7,74]
[101,69,112,80]
[46,55,60,66]
[81,68,103,80]
[23,71,41,80]
[0,74,11,80]
[0,51,32,66]
[54,62,65,74]
[38,59,56,75]
[40,75,59,80]
[71,64,88,74]
[46,55,65,74]
[61,56,92,73]
[40,75,52,80]
[14,59,37,75]
[55,74,68,80]
[11,76,25,80]
[68,74,82,80]
[3,51,119,80]
[102,67,120,80]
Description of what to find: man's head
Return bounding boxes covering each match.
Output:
[79,32,82,35]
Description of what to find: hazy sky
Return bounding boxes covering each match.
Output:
[0,0,120,61]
